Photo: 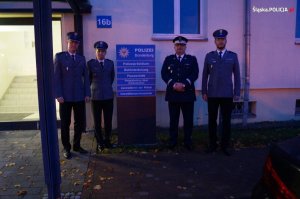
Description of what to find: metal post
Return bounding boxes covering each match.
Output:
[33,0,61,198]
[243,0,251,126]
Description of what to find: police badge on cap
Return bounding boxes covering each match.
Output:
[94,41,108,50]
[173,36,188,45]
[67,32,81,42]
[213,29,228,38]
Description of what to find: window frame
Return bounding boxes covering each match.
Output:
[152,0,207,41]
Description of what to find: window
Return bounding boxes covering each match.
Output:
[295,99,300,115]
[152,0,207,40]
[232,101,256,119]
[296,0,300,44]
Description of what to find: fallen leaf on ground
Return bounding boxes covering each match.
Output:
[129,171,138,176]
[73,180,81,186]
[99,176,114,181]
[93,184,102,190]
[83,182,90,189]
[176,185,187,190]
[17,190,27,196]
[14,184,21,188]
[6,162,16,167]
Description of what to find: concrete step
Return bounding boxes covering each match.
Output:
[8,87,37,94]
[0,105,39,113]
[13,76,37,83]
[10,82,37,88]
[0,75,39,114]
[0,98,38,106]
[4,93,38,100]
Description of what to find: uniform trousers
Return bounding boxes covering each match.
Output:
[207,97,233,149]
[168,101,194,146]
[59,101,85,151]
[91,99,113,146]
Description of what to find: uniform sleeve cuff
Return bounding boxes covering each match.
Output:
[186,78,191,85]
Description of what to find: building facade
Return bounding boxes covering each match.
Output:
[0,0,300,129]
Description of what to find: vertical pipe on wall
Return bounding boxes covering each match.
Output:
[243,0,251,126]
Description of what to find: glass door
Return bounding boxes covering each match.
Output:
[0,20,62,122]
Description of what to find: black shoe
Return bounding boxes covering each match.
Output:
[96,145,105,152]
[63,150,72,159]
[221,148,231,156]
[104,141,112,149]
[168,143,177,150]
[184,144,193,151]
[73,146,88,154]
[205,146,217,154]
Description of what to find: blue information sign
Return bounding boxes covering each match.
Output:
[116,45,155,97]
[97,16,112,28]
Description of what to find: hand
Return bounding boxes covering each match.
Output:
[233,95,240,101]
[85,96,90,103]
[202,94,208,102]
[56,97,64,103]
[173,82,185,92]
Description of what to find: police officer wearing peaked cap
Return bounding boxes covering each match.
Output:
[94,41,108,49]
[54,32,91,159]
[87,40,115,152]
[161,36,199,150]
[173,35,188,44]
[67,31,81,42]
[201,29,241,156]
[212,29,228,38]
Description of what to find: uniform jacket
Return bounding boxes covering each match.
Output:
[202,50,241,98]
[54,52,91,102]
[161,54,199,102]
[87,58,115,100]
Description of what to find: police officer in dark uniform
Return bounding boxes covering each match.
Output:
[54,32,91,159]
[87,41,115,152]
[201,29,241,156]
[161,36,199,150]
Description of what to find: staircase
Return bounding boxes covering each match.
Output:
[0,75,39,114]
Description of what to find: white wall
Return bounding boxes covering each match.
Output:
[250,0,300,88]
[73,0,300,128]
[0,28,36,99]
[247,89,300,122]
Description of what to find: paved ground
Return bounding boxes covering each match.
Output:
[0,130,268,199]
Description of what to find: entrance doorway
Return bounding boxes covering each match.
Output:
[0,20,62,123]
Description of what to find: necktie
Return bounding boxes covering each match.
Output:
[71,55,75,61]
[178,56,181,62]
[218,51,222,59]
[100,62,104,70]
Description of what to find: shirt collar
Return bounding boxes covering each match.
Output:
[97,59,104,63]
[217,49,227,55]
[68,52,76,56]
[176,54,185,58]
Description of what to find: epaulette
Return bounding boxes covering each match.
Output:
[56,52,65,56]
[226,50,236,54]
